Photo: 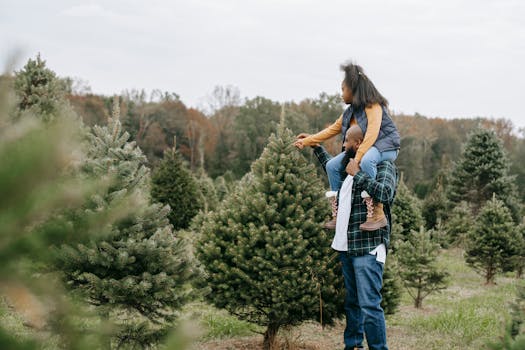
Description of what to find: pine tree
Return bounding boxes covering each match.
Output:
[448,127,520,221]
[151,145,203,230]
[55,97,194,348]
[465,196,518,285]
[391,177,423,244]
[0,67,114,350]
[213,175,231,202]
[196,120,344,349]
[381,256,402,315]
[421,181,449,229]
[514,224,525,278]
[194,168,219,212]
[397,227,449,308]
[487,284,525,350]
[444,201,474,247]
[13,54,71,123]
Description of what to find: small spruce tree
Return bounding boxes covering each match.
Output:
[196,120,344,349]
[381,256,402,315]
[13,54,71,123]
[465,196,518,285]
[213,175,231,202]
[397,227,449,308]
[391,177,423,244]
[55,97,193,348]
[151,144,203,230]
[514,224,525,278]
[195,168,219,212]
[444,201,474,248]
[448,127,520,221]
[422,181,449,229]
[0,68,114,350]
[487,284,525,350]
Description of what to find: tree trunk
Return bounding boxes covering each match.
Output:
[263,324,279,350]
[485,265,496,285]
[415,279,422,308]
[415,293,422,308]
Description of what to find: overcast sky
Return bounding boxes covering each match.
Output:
[1,0,524,129]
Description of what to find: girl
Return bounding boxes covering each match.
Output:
[294,62,400,231]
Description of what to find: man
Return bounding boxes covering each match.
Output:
[313,125,398,350]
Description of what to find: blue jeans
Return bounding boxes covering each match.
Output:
[360,147,398,182]
[339,252,388,350]
[326,147,398,191]
[326,151,347,191]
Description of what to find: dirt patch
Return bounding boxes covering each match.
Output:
[192,322,342,350]
[191,336,326,350]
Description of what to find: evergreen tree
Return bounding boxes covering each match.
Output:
[444,201,474,247]
[487,284,525,350]
[397,227,449,308]
[231,97,281,176]
[151,145,203,230]
[195,168,219,212]
[213,175,231,202]
[465,196,518,284]
[13,54,71,123]
[196,121,344,349]
[430,219,449,249]
[0,68,114,350]
[514,224,525,278]
[448,127,520,221]
[55,97,193,348]
[391,177,424,244]
[421,181,449,229]
[381,256,402,315]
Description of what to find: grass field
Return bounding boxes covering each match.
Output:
[1,248,522,350]
[189,248,521,350]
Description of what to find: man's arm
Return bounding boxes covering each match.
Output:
[312,145,333,174]
[351,160,397,204]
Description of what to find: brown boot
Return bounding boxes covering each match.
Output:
[323,196,337,230]
[359,197,387,231]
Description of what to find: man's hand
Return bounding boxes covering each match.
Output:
[346,158,360,176]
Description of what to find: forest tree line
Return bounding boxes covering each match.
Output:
[62,81,525,203]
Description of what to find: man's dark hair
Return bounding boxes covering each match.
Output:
[340,62,388,109]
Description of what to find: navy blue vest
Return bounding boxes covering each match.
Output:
[341,105,400,152]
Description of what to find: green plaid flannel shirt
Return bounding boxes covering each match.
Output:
[313,146,399,256]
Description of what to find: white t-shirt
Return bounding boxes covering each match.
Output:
[331,175,387,264]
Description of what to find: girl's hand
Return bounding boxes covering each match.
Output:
[294,139,305,149]
[294,133,319,148]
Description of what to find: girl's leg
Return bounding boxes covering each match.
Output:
[360,147,398,180]
[326,151,347,191]
[359,147,398,232]
[379,149,398,163]
[359,147,381,180]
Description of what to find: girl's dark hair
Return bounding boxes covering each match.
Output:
[340,62,388,109]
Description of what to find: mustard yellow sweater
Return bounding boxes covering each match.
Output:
[300,103,383,163]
